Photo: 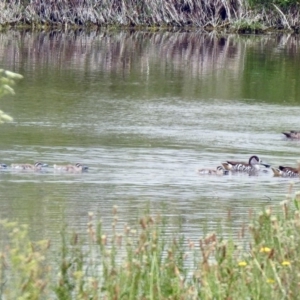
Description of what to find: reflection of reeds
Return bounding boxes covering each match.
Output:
[0,0,299,30]
[1,30,299,101]
[0,31,244,78]
[1,30,299,80]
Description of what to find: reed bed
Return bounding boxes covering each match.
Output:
[1,186,300,299]
[0,0,299,32]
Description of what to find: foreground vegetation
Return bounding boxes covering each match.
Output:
[0,69,22,123]
[0,0,300,33]
[1,186,300,299]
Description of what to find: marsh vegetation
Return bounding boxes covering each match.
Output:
[0,0,300,32]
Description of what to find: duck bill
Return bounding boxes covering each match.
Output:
[261,163,271,168]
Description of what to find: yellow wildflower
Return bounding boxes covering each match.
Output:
[238,261,247,267]
[260,247,271,253]
[267,278,275,284]
[281,261,291,266]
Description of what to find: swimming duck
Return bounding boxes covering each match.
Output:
[0,163,7,169]
[197,166,229,175]
[222,155,270,172]
[53,163,88,172]
[11,162,48,171]
[272,166,299,177]
[282,131,300,139]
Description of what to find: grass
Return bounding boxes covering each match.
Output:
[230,19,266,33]
[1,185,300,299]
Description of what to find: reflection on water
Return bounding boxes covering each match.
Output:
[0,30,300,245]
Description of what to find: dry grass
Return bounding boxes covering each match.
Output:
[0,0,299,31]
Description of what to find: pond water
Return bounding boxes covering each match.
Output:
[0,30,300,244]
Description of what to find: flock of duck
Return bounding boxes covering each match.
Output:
[0,131,299,176]
[197,131,300,177]
[0,162,88,173]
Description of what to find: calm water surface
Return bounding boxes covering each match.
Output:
[0,30,300,244]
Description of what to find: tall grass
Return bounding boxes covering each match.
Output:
[1,188,300,299]
[0,0,299,32]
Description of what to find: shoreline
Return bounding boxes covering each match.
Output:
[0,23,297,35]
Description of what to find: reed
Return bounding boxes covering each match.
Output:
[0,0,299,32]
[1,188,300,298]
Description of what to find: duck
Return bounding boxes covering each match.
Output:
[197,166,229,175]
[272,166,299,177]
[222,155,270,173]
[11,162,48,171]
[53,163,88,172]
[0,163,7,169]
[282,131,300,139]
